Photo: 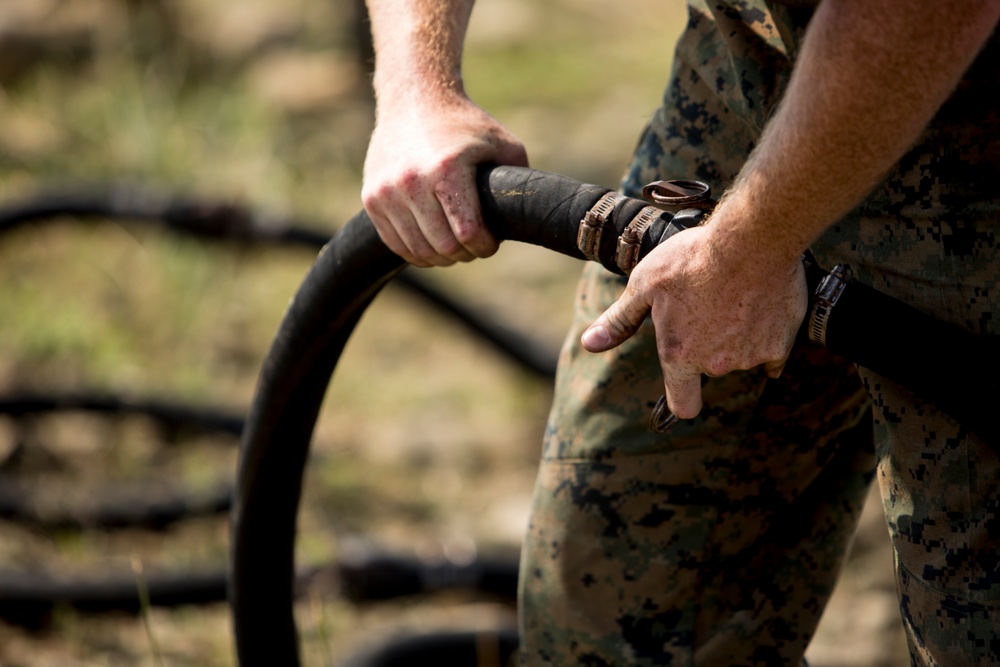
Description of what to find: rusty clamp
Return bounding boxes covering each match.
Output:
[615,206,662,274]
[577,191,624,262]
[641,179,715,210]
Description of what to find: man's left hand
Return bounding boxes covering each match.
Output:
[580,223,808,419]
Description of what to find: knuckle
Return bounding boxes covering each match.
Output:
[702,356,731,377]
[363,180,399,210]
[434,152,460,175]
[360,182,383,207]
[656,333,684,364]
[398,168,424,196]
[434,176,475,211]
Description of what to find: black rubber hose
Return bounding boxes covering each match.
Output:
[821,274,999,443]
[0,392,241,530]
[335,545,519,603]
[230,164,998,665]
[0,392,244,438]
[230,166,639,666]
[0,548,518,629]
[0,480,234,531]
[0,568,231,628]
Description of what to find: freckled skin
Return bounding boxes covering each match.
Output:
[362,0,528,267]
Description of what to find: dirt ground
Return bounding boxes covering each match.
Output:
[0,0,909,665]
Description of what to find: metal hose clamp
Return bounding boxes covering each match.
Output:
[577,191,623,262]
[615,206,662,274]
[808,263,853,346]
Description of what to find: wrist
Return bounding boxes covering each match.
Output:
[701,185,812,274]
[373,66,467,106]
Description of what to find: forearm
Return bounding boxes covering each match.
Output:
[710,0,1000,264]
[366,0,476,106]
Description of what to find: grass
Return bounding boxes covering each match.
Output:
[132,557,166,667]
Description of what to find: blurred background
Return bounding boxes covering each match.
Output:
[0,0,906,664]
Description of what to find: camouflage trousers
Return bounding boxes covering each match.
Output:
[518,2,999,665]
[518,268,875,665]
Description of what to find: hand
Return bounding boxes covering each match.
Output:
[580,222,808,419]
[362,95,528,267]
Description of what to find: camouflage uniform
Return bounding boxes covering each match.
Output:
[518,2,999,665]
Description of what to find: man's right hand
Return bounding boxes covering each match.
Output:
[361,94,528,268]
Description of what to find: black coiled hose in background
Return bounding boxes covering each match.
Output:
[0,184,543,626]
[230,165,998,666]
[0,186,558,380]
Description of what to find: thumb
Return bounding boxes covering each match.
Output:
[581,289,650,353]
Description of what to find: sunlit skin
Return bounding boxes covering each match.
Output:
[363,0,528,268]
[362,0,1000,417]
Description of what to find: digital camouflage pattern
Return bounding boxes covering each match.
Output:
[518,1,999,665]
[810,16,1000,662]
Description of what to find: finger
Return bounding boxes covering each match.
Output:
[764,358,787,379]
[367,206,433,268]
[369,212,412,262]
[434,171,497,260]
[581,288,651,353]
[380,203,449,268]
[662,365,703,420]
[387,168,468,266]
[762,334,794,379]
[363,184,439,267]
[417,210,478,263]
